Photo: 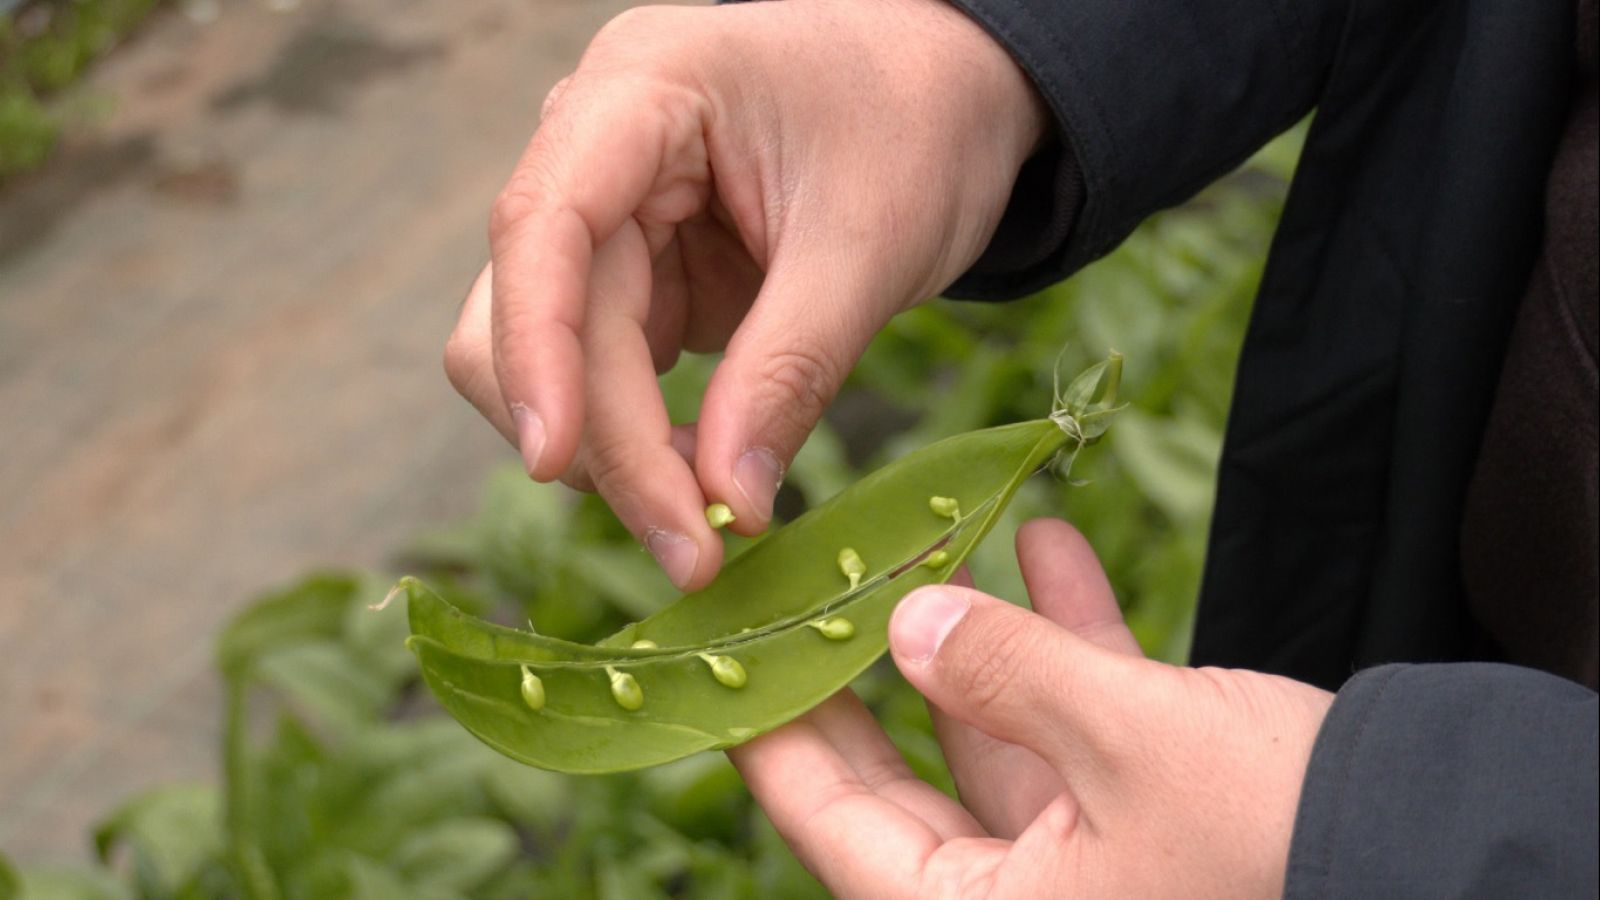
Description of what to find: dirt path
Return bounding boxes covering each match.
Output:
[0,0,633,860]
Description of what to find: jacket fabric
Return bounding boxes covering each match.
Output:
[936,0,1599,894]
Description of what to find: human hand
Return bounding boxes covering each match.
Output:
[444,0,1047,590]
[729,519,1334,899]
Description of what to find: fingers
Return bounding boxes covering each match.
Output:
[930,705,1068,840]
[642,235,690,375]
[674,211,763,354]
[729,693,976,899]
[578,221,722,590]
[488,47,712,481]
[926,520,1139,836]
[803,692,988,843]
[561,423,698,493]
[926,529,1142,837]
[888,583,1138,780]
[1016,519,1143,657]
[923,568,1069,838]
[444,262,514,443]
[694,256,890,534]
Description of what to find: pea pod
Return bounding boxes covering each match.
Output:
[402,353,1123,773]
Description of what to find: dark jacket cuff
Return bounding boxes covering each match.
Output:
[942,0,1341,300]
[1286,663,1599,898]
[939,0,1084,300]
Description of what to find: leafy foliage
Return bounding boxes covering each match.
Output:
[1,0,164,182]
[0,127,1300,896]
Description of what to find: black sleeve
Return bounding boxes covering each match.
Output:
[941,0,1350,299]
[1287,663,1599,898]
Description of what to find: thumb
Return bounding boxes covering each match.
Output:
[888,584,1138,776]
[695,258,893,532]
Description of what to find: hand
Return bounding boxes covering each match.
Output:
[729,519,1335,899]
[444,0,1047,589]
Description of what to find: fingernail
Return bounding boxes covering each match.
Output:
[733,447,783,521]
[892,589,970,663]
[512,403,546,476]
[646,528,699,590]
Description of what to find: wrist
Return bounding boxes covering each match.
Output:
[915,0,1051,165]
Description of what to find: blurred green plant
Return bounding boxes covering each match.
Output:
[0,0,162,182]
[0,126,1301,898]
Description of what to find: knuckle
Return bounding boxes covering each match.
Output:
[920,842,1000,900]
[1187,665,1265,721]
[441,331,486,398]
[1030,795,1083,848]
[591,5,671,50]
[539,76,572,121]
[651,342,682,375]
[557,457,598,493]
[579,429,643,491]
[489,180,545,239]
[949,612,1036,715]
[589,7,709,86]
[759,348,839,431]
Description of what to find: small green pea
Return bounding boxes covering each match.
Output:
[519,665,546,712]
[929,496,961,519]
[607,667,644,711]
[837,547,866,589]
[921,549,951,569]
[809,617,855,641]
[630,639,659,649]
[705,503,737,529]
[700,653,748,689]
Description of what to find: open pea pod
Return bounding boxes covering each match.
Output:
[403,353,1123,773]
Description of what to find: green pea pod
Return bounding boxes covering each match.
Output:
[402,353,1123,773]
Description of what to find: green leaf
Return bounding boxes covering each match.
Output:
[389,818,518,894]
[640,754,745,842]
[5,866,130,900]
[658,354,718,424]
[750,809,828,900]
[568,545,675,621]
[479,758,570,834]
[342,577,416,684]
[784,420,855,504]
[300,854,424,900]
[595,846,670,900]
[216,574,359,679]
[252,641,392,732]
[0,852,17,900]
[294,721,496,859]
[91,783,222,897]
[1108,410,1220,524]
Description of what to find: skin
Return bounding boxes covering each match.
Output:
[445,0,1046,591]
[451,1,1336,893]
[730,520,1333,899]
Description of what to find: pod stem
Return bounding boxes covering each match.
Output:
[1049,350,1125,477]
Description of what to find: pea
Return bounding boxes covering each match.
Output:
[519,665,546,712]
[808,617,856,641]
[705,503,737,529]
[837,547,867,589]
[402,354,1124,773]
[699,653,748,689]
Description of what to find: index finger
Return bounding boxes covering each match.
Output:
[728,694,955,898]
[488,78,698,480]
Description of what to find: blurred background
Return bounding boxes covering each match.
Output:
[0,0,1301,896]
